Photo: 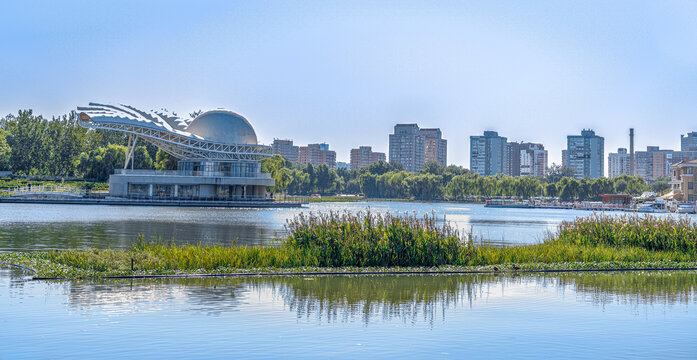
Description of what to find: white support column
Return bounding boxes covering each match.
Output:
[148,184,153,197]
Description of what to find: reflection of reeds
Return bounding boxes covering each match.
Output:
[57,273,697,323]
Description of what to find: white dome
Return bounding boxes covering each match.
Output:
[185,110,258,145]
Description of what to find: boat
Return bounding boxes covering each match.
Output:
[484,199,533,208]
[637,202,667,213]
[677,204,696,214]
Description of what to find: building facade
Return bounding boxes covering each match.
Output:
[298,143,337,168]
[77,103,274,200]
[681,132,697,152]
[271,139,299,163]
[565,129,604,179]
[519,143,548,178]
[350,146,386,170]
[634,146,672,183]
[505,142,547,178]
[419,128,447,166]
[608,148,631,178]
[470,131,507,176]
[389,124,425,172]
[670,159,697,202]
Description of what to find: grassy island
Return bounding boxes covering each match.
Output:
[2,212,697,279]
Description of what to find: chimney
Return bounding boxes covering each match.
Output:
[629,128,635,176]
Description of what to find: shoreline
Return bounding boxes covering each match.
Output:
[3,255,697,280]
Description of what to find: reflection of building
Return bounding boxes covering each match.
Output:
[608,148,631,178]
[271,139,299,163]
[419,128,447,166]
[350,146,386,170]
[389,124,425,172]
[470,131,507,176]
[670,159,697,202]
[298,143,336,168]
[565,129,604,179]
[78,103,274,200]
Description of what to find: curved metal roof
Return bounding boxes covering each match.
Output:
[77,103,271,161]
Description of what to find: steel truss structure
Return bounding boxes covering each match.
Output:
[77,103,272,161]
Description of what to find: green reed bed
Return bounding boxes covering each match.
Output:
[2,212,697,278]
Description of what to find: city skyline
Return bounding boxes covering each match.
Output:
[1,1,696,166]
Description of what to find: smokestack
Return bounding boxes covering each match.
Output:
[629,128,635,176]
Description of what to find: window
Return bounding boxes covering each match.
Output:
[689,182,694,190]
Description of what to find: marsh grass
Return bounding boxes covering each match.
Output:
[3,212,697,278]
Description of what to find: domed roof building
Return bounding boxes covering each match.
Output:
[186,110,258,145]
[77,103,276,203]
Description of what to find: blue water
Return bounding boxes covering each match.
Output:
[1,201,696,358]
[1,267,695,359]
[0,201,674,251]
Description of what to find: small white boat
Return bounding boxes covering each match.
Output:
[637,203,667,213]
[677,204,696,214]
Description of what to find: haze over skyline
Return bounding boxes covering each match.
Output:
[1,0,696,167]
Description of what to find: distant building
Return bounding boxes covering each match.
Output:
[561,149,568,168]
[336,162,351,170]
[670,159,697,202]
[565,129,604,179]
[419,128,447,166]
[608,148,631,178]
[389,124,425,172]
[350,146,386,170]
[271,139,299,163]
[470,131,507,176]
[681,132,697,152]
[505,142,547,178]
[635,146,672,183]
[298,143,336,168]
[519,143,548,178]
[505,142,522,176]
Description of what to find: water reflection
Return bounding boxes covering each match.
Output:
[23,271,696,322]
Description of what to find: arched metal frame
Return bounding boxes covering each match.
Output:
[77,103,272,162]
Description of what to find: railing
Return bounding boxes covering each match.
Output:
[2,185,87,197]
[114,169,272,179]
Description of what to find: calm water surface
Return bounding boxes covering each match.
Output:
[1,201,678,251]
[2,202,696,358]
[1,267,696,359]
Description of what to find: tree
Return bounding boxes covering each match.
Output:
[154,149,178,170]
[546,163,576,183]
[0,129,11,171]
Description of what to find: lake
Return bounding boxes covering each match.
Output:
[1,201,696,358]
[0,201,671,251]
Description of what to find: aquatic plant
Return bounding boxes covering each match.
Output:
[3,212,697,278]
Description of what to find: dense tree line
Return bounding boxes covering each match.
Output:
[0,110,176,181]
[1,109,658,200]
[262,154,652,201]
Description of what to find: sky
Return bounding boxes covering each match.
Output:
[1,0,696,166]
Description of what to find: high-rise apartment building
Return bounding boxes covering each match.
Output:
[681,132,697,152]
[298,143,337,168]
[608,148,631,178]
[271,139,299,163]
[350,146,386,170]
[505,142,547,178]
[389,124,425,172]
[470,131,507,176]
[561,149,568,168]
[635,146,672,182]
[505,142,522,176]
[419,128,447,166]
[565,129,604,179]
[519,143,548,178]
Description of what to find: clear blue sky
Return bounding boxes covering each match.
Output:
[1,0,696,166]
